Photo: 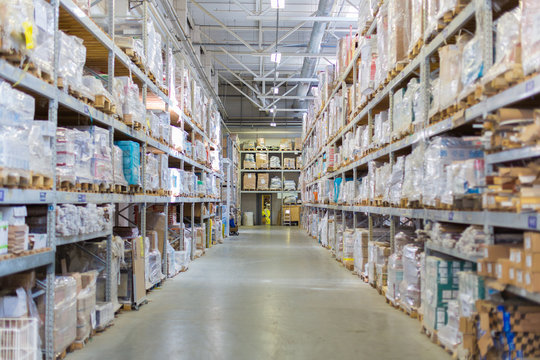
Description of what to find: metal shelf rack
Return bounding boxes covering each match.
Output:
[0,0,226,358]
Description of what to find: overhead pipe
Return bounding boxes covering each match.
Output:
[293,0,336,109]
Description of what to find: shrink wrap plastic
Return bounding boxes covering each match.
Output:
[438,35,470,110]
[373,111,390,148]
[146,19,163,87]
[145,153,159,191]
[460,35,483,97]
[56,128,93,185]
[53,276,77,356]
[114,141,141,186]
[29,121,54,177]
[388,0,411,66]
[437,300,460,350]
[386,254,403,303]
[389,156,405,205]
[457,271,484,318]
[116,77,145,128]
[58,32,87,94]
[399,244,422,311]
[0,0,35,57]
[375,4,388,88]
[359,37,377,96]
[0,82,34,176]
[75,271,97,341]
[429,78,440,118]
[157,154,170,191]
[170,126,186,153]
[270,177,282,190]
[194,140,206,163]
[270,156,281,168]
[354,229,369,275]
[113,146,127,186]
[521,0,540,75]
[56,203,113,236]
[441,158,484,205]
[402,145,424,202]
[31,0,55,77]
[319,213,328,247]
[484,8,521,83]
[409,0,423,55]
[284,180,296,191]
[425,0,440,41]
[73,126,113,186]
[422,137,483,207]
[144,237,163,288]
[375,163,391,199]
[146,111,160,138]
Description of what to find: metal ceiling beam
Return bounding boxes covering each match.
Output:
[262,14,314,53]
[258,95,316,100]
[259,108,308,112]
[199,25,354,32]
[190,0,258,53]
[213,57,262,97]
[253,77,318,82]
[218,74,262,109]
[231,0,255,16]
[262,84,299,110]
[209,51,336,58]
[294,0,336,108]
[245,15,356,22]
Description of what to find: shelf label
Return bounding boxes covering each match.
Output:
[528,216,537,229]
[526,80,534,93]
[448,211,454,221]
[0,190,4,202]
[84,105,90,115]
[78,194,86,202]
[40,192,46,202]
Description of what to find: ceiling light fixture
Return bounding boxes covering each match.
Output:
[270,122,277,127]
[270,52,281,63]
[270,0,285,9]
[273,86,279,94]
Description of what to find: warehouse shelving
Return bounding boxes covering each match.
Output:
[0,0,226,358]
[301,0,540,271]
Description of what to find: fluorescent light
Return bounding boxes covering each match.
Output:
[271,0,285,9]
[273,86,279,94]
[270,122,277,127]
[270,52,281,63]
[270,108,274,114]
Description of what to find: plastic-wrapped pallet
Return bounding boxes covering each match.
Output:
[457,271,485,318]
[157,154,169,192]
[284,180,296,191]
[75,271,98,342]
[0,82,34,178]
[29,121,55,179]
[270,177,282,190]
[354,229,369,275]
[441,158,484,205]
[170,126,184,152]
[31,0,55,77]
[388,0,411,68]
[146,19,163,86]
[53,276,77,356]
[425,0,439,41]
[58,31,88,95]
[388,156,405,205]
[438,34,471,110]
[359,37,377,97]
[145,153,159,192]
[319,213,328,247]
[113,145,128,187]
[437,300,461,351]
[114,141,141,186]
[402,145,424,203]
[115,77,145,128]
[422,137,483,207]
[483,8,521,85]
[0,0,34,57]
[386,254,403,305]
[375,3,389,88]
[399,244,423,312]
[270,156,281,168]
[75,126,113,188]
[342,230,355,269]
[146,111,160,138]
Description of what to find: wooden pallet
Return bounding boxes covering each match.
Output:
[121,299,148,311]
[56,350,67,360]
[0,168,31,188]
[483,65,524,96]
[122,115,144,130]
[408,38,424,60]
[128,184,143,194]
[114,184,128,193]
[399,304,419,319]
[0,247,51,261]
[31,173,53,190]
[68,86,93,105]
[94,94,115,114]
[68,336,90,352]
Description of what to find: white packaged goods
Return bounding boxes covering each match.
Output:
[457,271,485,318]
[53,276,77,356]
[354,229,369,275]
[29,121,55,178]
[145,153,159,191]
[95,302,114,330]
[437,300,460,350]
[399,244,422,312]
[144,236,163,288]
[441,159,484,205]
[319,213,328,247]
[170,126,185,152]
[521,0,540,75]
[31,0,55,76]
[75,271,97,342]
[388,156,405,205]
[58,31,88,95]
[386,254,403,304]
[270,156,280,168]
[402,145,424,202]
[388,0,410,67]
[438,35,470,110]
[56,204,113,236]
[157,154,169,191]
[113,145,128,186]
[0,0,34,57]
[56,128,89,185]
[74,126,113,187]
[483,8,521,85]
[270,177,282,190]
[422,137,483,207]
[146,19,163,86]
[115,77,145,127]
[146,111,160,138]
[375,3,388,88]
[0,82,34,175]
[284,180,296,191]
[460,35,483,97]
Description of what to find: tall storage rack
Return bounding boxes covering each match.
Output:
[221,134,240,237]
[240,149,301,224]
[301,0,540,304]
[0,0,224,358]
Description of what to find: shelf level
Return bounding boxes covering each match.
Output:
[0,250,54,277]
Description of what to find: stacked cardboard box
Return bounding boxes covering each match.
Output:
[243,173,256,190]
[256,153,268,169]
[257,173,269,190]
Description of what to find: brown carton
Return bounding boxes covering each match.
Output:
[525,271,540,292]
[256,153,268,169]
[294,137,302,150]
[525,232,540,252]
[495,259,512,284]
[279,138,292,150]
[485,244,516,261]
[256,138,265,147]
[525,253,540,271]
[257,173,269,190]
[243,173,256,190]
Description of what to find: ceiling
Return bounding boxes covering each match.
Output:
[187,0,358,127]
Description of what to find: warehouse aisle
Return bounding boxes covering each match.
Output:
[70,226,445,360]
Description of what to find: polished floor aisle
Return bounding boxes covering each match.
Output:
[71,226,446,360]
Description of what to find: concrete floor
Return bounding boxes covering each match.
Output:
[70,226,447,360]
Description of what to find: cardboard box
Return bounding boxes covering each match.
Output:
[131,236,146,305]
[282,205,300,222]
[485,244,515,261]
[257,173,269,190]
[279,138,292,150]
[243,173,256,190]
[243,160,256,169]
[516,269,525,288]
[525,271,540,292]
[510,248,524,268]
[284,158,295,169]
[294,137,302,150]
[495,259,512,284]
[459,317,476,335]
[256,153,268,169]
[296,156,302,169]
[525,253,540,271]
[256,138,265,147]
[525,232,540,252]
